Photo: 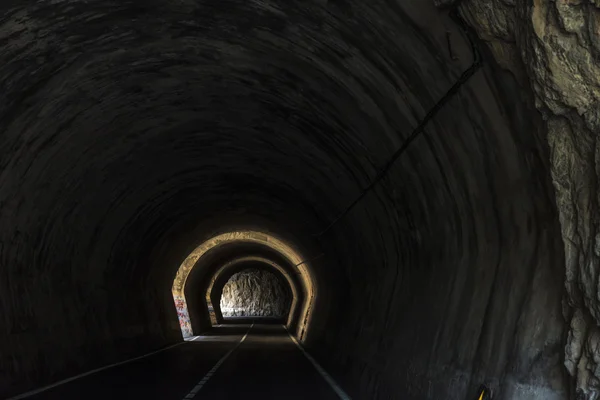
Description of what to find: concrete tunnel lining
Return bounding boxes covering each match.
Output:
[0,0,572,399]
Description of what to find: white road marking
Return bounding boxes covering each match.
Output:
[181,323,254,399]
[284,325,352,400]
[8,341,186,400]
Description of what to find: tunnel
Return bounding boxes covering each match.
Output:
[208,258,293,321]
[2,0,599,399]
[217,266,291,318]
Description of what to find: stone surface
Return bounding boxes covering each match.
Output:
[220,268,291,318]
[450,1,600,398]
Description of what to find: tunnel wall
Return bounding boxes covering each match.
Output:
[0,0,571,399]
[291,3,566,399]
[309,67,567,398]
[450,1,600,398]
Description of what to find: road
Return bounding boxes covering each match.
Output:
[21,322,348,400]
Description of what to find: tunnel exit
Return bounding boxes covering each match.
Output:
[219,268,292,319]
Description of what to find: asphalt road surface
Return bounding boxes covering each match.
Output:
[21,322,347,400]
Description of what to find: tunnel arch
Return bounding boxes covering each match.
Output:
[0,1,575,399]
[214,262,293,320]
[171,231,315,340]
[206,256,300,326]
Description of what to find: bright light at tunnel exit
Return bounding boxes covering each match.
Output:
[171,231,315,339]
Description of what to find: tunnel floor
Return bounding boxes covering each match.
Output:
[23,323,344,400]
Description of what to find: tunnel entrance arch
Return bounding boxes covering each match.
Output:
[171,231,315,339]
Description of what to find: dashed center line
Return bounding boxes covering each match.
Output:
[182,323,254,399]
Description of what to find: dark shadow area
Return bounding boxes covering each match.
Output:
[221,317,287,325]
[192,323,288,337]
[193,324,256,337]
[25,324,341,400]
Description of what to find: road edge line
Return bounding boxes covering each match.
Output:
[284,325,352,400]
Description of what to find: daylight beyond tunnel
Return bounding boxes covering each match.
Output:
[2,0,590,399]
[220,268,291,318]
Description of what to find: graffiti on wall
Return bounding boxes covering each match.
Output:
[173,295,193,338]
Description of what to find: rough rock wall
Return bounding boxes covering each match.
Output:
[220,269,290,317]
[444,0,600,398]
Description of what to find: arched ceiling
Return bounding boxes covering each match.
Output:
[0,1,571,399]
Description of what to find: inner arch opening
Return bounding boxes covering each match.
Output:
[206,256,302,328]
[219,267,292,320]
[171,230,315,339]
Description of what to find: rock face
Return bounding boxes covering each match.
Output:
[220,268,291,318]
[447,1,600,398]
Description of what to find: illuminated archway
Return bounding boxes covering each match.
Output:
[171,231,315,339]
[216,264,292,319]
[206,256,301,326]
